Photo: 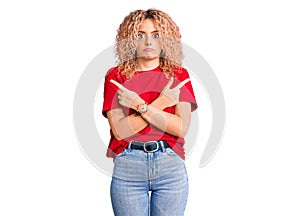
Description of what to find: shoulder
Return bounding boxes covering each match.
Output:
[105,67,126,82]
[105,66,119,78]
[174,67,190,80]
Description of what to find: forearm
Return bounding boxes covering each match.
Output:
[109,97,167,140]
[140,104,188,138]
[110,98,190,140]
[116,112,148,139]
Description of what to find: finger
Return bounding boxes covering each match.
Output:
[164,77,174,89]
[175,78,191,89]
[110,79,125,90]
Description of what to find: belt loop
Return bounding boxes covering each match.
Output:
[128,140,133,149]
[160,140,166,152]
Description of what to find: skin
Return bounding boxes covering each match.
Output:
[136,19,162,70]
[107,19,191,140]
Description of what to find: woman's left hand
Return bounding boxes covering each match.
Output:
[110,79,143,110]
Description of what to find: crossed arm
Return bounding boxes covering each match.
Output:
[106,78,192,140]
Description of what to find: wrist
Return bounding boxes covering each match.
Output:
[137,102,148,114]
[132,97,145,111]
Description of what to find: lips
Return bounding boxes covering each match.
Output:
[143,48,154,52]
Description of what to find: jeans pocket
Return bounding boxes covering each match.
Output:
[115,148,130,158]
[166,148,179,156]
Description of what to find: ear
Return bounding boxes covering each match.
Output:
[134,50,137,59]
[160,49,165,58]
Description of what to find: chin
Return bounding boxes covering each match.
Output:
[140,54,159,60]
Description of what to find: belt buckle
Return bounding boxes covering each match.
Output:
[143,141,159,153]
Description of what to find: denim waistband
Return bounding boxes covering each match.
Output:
[113,146,184,181]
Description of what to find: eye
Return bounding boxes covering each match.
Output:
[137,33,145,39]
[153,33,159,39]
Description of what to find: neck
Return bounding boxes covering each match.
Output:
[136,57,160,71]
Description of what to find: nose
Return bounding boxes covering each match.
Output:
[145,35,152,46]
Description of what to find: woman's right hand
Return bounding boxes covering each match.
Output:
[158,77,191,108]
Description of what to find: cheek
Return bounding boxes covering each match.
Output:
[154,40,162,49]
[137,40,145,48]
[136,47,143,56]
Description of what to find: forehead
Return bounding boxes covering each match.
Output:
[138,19,158,32]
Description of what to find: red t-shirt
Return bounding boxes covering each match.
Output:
[102,66,198,160]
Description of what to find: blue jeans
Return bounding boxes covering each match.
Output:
[110,146,189,216]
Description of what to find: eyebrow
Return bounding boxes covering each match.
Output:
[138,30,159,33]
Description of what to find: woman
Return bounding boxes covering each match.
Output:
[102,9,198,216]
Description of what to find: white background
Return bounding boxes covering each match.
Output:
[1,0,300,215]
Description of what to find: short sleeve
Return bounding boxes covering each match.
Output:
[102,67,123,118]
[176,68,198,112]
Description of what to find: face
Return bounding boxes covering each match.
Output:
[136,19,162,60]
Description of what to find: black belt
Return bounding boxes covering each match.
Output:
[129,140,169,153]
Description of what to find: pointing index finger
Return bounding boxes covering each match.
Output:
[110,79,124,90]
[164,77,174,89]
[175,78,191,89]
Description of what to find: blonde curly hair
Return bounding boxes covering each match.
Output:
[115,9,183,79]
